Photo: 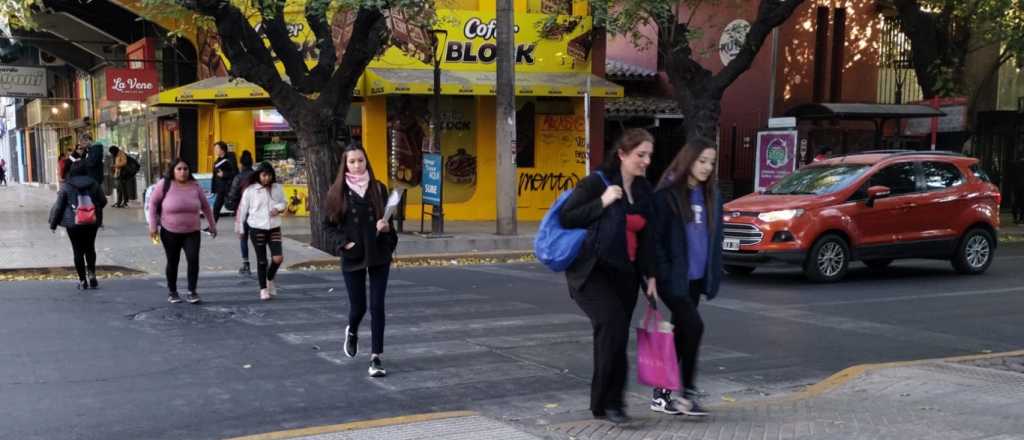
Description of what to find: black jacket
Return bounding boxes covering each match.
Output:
[84,143,105,185]
[49,175,107,230]
[652,187,724,303]
[322,180,399,272]
[212,152,238,195]
[558,170,656,294]
[226,166,254,210]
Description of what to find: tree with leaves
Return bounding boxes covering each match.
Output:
[594,0,805,144]
[891,0,1024,121]
[137,0,435,252]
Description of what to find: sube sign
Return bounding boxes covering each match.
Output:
[106,68,159,101]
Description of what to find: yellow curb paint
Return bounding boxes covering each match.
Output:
[715,349,1024,409]
[224,411,478,440]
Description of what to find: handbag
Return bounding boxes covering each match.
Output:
[636,304,682,391]
[533,171,610,271]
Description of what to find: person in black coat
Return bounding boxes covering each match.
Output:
[227,150,256,275]
[79,133,105,186]
[49,162,107,290]
[211,141,238,224]
[558,129,659,424]
[649,139,724,417]
[323,144,398,378]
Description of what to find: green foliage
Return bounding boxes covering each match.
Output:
[0,0,43,35]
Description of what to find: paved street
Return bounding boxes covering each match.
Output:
[2,241,1024,439]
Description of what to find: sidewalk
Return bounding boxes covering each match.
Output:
[239,352,1024,440]
[0,184,536,275]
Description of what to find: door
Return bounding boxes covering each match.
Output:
[914,160,967,241]
[848,161,921,247]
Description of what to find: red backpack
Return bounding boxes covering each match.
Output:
[74,193,97,225]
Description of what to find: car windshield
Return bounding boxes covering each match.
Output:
[766,165,870,195]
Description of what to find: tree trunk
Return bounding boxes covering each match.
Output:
[684,97,723,145]
[295,119,341,254]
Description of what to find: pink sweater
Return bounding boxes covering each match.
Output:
[147,179,216,234]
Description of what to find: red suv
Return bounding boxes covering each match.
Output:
[722,151,1001,282]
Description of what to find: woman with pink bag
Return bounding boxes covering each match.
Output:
[649,139,724,417]
[559,129,659,424]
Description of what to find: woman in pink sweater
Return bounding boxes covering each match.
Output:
[147,158,217,304]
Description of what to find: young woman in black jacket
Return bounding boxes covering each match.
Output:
[648,139,724,417]
[211,141,238,224]
[323,145,398,378]
[558,129,659,424]
[49,162,107,290]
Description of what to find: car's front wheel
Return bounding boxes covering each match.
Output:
[804,234,850,283]
[724,265,756,276]
[952,228,994,275]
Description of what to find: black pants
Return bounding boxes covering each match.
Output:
[343,264,391,355]
[0,172,6,185]
[249,227,282,289]
[212,191,227,223]
[160,229,201,293]
[573,267,639,414]
[1014,188,1024,222]
[239,223,250,262]
[67,226,98,281]
[115,176,129,206]
[662,280,706,392]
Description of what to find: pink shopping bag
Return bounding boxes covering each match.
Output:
[636,305,682,391]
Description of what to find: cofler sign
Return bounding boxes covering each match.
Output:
[0,66,46,98]
[106,68,158,101]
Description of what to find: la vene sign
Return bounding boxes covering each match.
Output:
[106,68,158,101]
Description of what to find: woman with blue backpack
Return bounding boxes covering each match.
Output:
[49,162,107,290]
[558,128,659,424]
[647,139,724,418]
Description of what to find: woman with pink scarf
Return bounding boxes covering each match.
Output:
[323,145,398,378]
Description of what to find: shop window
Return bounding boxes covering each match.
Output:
[253,109,305,184]
[516,101,536,168]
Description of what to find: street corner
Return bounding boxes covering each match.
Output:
[0,265,146,282]
[222,411,543,440]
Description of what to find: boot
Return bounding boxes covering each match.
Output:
[87,270,98,289]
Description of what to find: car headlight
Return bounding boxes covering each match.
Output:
[758,209,804,222]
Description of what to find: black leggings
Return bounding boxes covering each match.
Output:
[572,267,639,414]
[115,176,129,206]
[663,280,706,393]
[67,226,98,281]
[250,227,283,289]
[343,264,391,355]
[160,229,200,293]
[212,191,226,223]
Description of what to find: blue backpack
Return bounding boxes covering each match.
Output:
[534,171,610,272]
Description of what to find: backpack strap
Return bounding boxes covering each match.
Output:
[594,170,611,187]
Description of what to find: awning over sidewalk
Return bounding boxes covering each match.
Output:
[149,76,364,106]
[364,68,623,98]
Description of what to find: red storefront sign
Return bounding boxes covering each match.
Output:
[106,68,158,101]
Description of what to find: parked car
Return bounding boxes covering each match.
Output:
[722,150,1001,282]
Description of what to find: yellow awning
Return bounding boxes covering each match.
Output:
[364,68,623,98]
[150,76,364,106]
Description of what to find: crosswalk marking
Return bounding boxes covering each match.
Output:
[228,301,537,326]
[277,314,589,345]
[366,362,557,392]
[316,340,491,365]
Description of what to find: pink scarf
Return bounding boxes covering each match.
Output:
[346,171,370,198]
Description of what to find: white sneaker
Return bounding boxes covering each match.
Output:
[259,288,271,301]
[267,280,277,297]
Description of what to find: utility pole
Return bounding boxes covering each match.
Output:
[495,0,517,235]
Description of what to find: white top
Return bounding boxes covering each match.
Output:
[235,183,286,233]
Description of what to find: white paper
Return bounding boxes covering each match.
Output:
[382,188,405,221]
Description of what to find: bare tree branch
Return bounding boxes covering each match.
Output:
[254,0,312,92]
[302,0,337,91]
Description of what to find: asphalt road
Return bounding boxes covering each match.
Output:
[2,245,1024,439]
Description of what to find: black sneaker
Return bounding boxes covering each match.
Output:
[186,291,201,304]
[650,389,683,415]
[168,292,183,304]
[368,355,386,377]
[238,262,251,276]
[87,271,98,289]
[679,392,709,417]
[77,280,89,290]
[344,326,358,358]
[604,408,630,424]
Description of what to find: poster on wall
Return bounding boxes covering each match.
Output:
[0,66,46,98]
[283,184,309,217]
[422,153,442,206]
[440,97,477,203]
[755,130,798,192]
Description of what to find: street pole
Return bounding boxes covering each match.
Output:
[768,28,780,118]
[431,30,446,234]
[495,0,517,235]
[584,72,591,173]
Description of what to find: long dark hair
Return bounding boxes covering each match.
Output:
[656,139,718,223]
[239,150,254,170]
[164,158,196,183]
[326,144,384,223]
[246,161,277,188]
[600,128,655,176]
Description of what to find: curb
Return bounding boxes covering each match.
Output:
[0,265,147,281]
[714,349,1024,409]
[224,410,478,440]
[286,250,536,271]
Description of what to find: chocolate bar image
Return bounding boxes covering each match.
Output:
[567,29,592,62]
[385,9,433,64]
[541,0,571,14]
[331,8,357,61]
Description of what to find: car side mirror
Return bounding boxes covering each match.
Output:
[865,185,891,208]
